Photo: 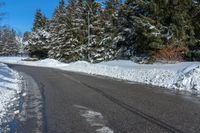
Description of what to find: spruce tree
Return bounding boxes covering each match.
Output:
[48,0,67,59]
[185,0,200,61]
[84,0,103,62]
[28,30,51,59]
[49,0,86,62]
[101,0,123,59]
[32,9,48,32]
[116,0,195,60]
[28,9,50,59]
[65,0,86,62]
[0,26,19,55]
[84,0,119,63]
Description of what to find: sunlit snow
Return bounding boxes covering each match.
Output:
[0,63,22,126]
[0,56,200,94]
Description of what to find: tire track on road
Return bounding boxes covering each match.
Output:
[63,73,184,133]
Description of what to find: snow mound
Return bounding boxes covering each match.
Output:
[65,61,178,89]
[174,65,200,92]
[35,58,66,67]
[36,58,61,64]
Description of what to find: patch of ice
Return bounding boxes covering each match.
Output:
[74,105,114,133]
[22,92,27,97]
[96,127,114,133]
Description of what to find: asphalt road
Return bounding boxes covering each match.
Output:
[9,64,200,133]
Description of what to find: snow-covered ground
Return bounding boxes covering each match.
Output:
[0,56,200,94]
[0,63,22,127]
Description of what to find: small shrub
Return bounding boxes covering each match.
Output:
[153,47,187,61]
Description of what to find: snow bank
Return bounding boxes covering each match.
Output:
[0,57,200,94]
[34,59,67,67]
[0,56,26,64]
[0,63,22,125]
[174,65,200,93]
[60,60,200,93]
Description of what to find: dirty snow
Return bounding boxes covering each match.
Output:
[0,56,200,94]
[0,63,22,126]
[74,105,113,133]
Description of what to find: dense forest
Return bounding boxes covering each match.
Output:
[26,0,200,63]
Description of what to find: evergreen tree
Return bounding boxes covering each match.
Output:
[0,26,19,55]
[115,0,198,61]
[49,0,86,62]
[84,0,119,63]
[28,29,51,59]
[101,0,124,59]
[32,9,48,32]
[84,0,104,62]
[63,0,86,62]
[48,0,67,59]
[28,10,50,59]
[185,0,200,61]
[26,0,200,63]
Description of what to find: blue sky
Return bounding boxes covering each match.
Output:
[0,0,107,34]
[0,0,60,33]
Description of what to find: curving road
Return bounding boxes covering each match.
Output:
[9,64,200,133]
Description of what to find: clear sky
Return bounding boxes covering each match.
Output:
[0,0,60,33]
[0,0,106,34]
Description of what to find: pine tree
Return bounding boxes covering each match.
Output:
[28,10,50,59]
[64,0,86,62]
[101,0,123,59]
[113,0,141,58]
[114,0,194,60]
[48,0,67,59]
[185,0,200,61]
[28,29,51,59]
[84,0,119,63]
[32,9,48,32]
[0,26,19,55]
[84,0,103,62]
[48,0,86,62]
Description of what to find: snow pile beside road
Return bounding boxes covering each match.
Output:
[174,65,200,93]
[34,58,67,67]
[0,56,26,64]
[0,63,22,125]
[64,61,178,89]
[37,59,200,94]
[62,61,200,92]
[0,57,200,94]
